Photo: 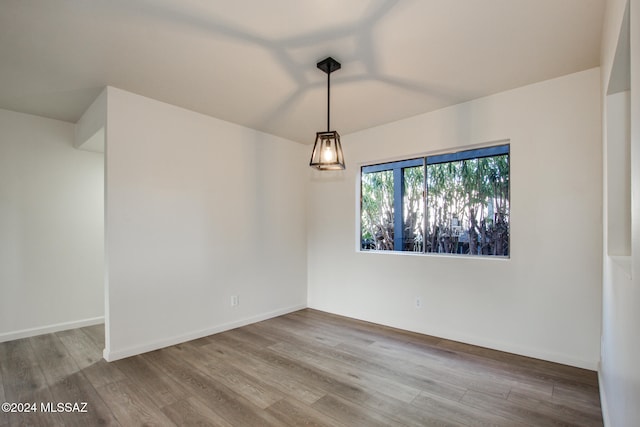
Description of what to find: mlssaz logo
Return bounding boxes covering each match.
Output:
[40,402,88,413]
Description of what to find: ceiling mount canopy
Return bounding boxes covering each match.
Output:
[309,57,345,171]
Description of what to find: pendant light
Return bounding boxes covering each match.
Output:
[309,57,345,170]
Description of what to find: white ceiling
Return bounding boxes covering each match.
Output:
[0,0,605,144]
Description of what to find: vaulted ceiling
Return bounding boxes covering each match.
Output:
[0,0,605,144]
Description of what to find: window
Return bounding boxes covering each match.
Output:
[360,159,423,252]
[360,144,509,257]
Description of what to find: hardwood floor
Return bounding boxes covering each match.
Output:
[0,309,603,426]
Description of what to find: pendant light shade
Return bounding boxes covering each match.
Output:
[310,57,345,170]
[310,130,344,170]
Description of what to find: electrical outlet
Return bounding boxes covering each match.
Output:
[231,295,239,307]
[415,296,422,308]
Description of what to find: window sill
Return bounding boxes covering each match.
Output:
[357,249,510,261]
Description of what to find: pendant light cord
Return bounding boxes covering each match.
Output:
[327,71,331,132]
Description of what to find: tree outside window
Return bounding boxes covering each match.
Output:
[360,145,509,257]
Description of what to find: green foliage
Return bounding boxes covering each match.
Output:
[361,152,509,256]
[403,166,424,251]
[361,170,394,250]
[426,155,509,255]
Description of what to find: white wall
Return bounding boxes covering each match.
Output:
[104,87,308,360]
[605,91,631,257]
[75,88,106,153]
[600,0,640,425]
[308,68,602,370]
[0,109,104,341]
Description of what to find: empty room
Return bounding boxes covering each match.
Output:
[1,0,639,426]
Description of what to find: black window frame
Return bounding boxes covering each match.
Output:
[359,143,510,257]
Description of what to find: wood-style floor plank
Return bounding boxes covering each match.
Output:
[265,397,348,427]
[412,391,529,427]
[80,325,104,349]
[552,379,602,410]
[508,389,604,427]
[0,339,48,402]
[0,362,7,426]
[268,340,423,403]
[28,334,119,426]
[462,389,585,427]
[110,355,182,408]
[253,318,468,403]
[96,379,174,426]
[268,327,468,402]
[44,372,119,427]
[0,339,67,427]
[143,347,283,426]
[438,338,599,387]
[0,308,603,426]
[164,343,284,410]
[28,334,80,386]
[56,328,126,390]
[55,329,101,371]
[312,393,404,427]
[161,397,234,427]
[198,336,327,405]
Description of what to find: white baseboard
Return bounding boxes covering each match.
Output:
[448,335,599,371]
[103,304,306,362]
[598,365,611,426]
[308,306,599,370]
[0,316,105,343]
[419,329,598,370]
